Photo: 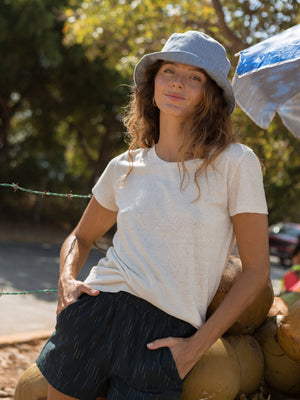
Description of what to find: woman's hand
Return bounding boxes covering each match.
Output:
[147,336,199,380]
[57,275,99,315]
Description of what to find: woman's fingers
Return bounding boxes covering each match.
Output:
[78,283,100,296]
[56,281,99,314]
[147,337,176,350]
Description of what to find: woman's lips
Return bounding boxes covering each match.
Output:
[165,92,186,101]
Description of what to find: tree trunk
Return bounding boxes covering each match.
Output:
[0,98,11,162]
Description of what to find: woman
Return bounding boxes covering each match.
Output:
[36,31,270,400]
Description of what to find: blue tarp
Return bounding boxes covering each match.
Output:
[236,24,300,76]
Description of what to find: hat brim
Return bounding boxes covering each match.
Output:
[134,51,235,115]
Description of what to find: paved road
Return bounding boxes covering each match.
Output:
[0,241,287,337]
[0,241,104,336]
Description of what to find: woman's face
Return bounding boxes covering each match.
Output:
[154,62,207,121]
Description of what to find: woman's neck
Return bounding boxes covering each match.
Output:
[156,115,193,162]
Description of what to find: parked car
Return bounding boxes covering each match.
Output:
[269,222,300,266]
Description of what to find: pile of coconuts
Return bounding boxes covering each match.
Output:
[15,256,300,400]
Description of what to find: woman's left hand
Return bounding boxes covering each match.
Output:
[147,336,198,380]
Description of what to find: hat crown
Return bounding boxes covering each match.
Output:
[161,31,230,75]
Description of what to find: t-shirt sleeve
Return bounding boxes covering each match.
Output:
[92,158,119,211]
[228,149,268,216]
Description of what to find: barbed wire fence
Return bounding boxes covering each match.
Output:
[0,183,92,199]
[0,182,92,298]
[0,289,58,296]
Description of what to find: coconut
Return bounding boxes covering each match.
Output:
[255,316,300,395]
[15,364,107,400]
[181,337,240,400]
[277,299,300,362]
[225,334,264,395]
[267,296,288,318]
[15,363,48,400]
[207,255,274,335]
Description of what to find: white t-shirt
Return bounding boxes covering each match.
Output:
[84,144,268,328]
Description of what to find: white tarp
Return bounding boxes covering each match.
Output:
[232,24,300,138]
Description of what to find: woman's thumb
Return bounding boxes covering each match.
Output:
[83,285,100,296]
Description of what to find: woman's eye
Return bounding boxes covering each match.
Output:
[191,75,202,82]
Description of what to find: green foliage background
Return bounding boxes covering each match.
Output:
[0,0,299,229]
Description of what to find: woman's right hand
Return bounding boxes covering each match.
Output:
[57,275,99,315]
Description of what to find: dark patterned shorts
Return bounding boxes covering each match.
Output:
[36,291,196,400]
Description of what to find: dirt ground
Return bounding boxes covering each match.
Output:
[0,338,47,399]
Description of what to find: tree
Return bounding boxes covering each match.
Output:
[62,0,299,72]
[0,0,127,225]
[1,0,299,225]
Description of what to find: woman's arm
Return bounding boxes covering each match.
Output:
[57,197,117,314]
[148,212,270,379]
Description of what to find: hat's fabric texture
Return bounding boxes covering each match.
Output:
[134,31,235,114]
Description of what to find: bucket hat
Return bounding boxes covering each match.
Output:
[134,31,235,115]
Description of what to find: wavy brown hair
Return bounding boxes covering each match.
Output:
[123,60,236,198]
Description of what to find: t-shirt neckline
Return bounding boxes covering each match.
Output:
[149,146,199,167]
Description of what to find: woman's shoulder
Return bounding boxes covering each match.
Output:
[223,142,255,158]
[213,143,261,173]
[216,143,258,164]
[108,147,152,167]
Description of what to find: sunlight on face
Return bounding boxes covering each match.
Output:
[154,62,207,120]
[157,62,207,89]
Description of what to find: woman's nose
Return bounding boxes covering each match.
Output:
[171,74,184,88]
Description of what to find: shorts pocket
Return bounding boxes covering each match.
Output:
[160,347,182,384]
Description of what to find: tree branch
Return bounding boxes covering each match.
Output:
[0,97,12,157]
[211,0,244,53]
